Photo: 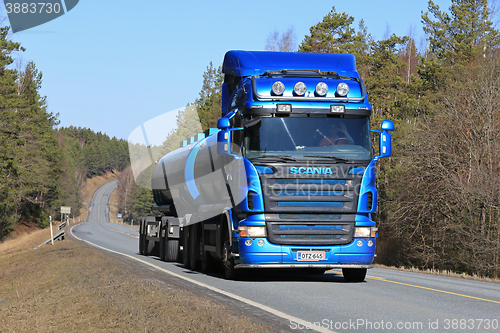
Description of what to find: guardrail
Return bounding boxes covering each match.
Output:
[34,231,65,250]
[34,216,68,250]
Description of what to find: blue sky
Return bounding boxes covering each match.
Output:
[1,0,453,140]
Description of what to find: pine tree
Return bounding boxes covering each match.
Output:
[298,6,372,77]
[0,48,64,236]
[420,0,500,90]
[366,34,409,118]
[14,62,63,226]
[195,62,223,130]
[0,28,29,236]
[423,0,499,64]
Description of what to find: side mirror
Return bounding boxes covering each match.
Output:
[371,120,394,161]
[217,114,243,156]
[381,120,394,131]
[217,117,230,130]
[217,116,231,154]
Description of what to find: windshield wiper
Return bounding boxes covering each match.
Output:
[251,155,298,162]
[304,155,349,162]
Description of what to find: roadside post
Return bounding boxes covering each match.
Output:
[50,216,54,245]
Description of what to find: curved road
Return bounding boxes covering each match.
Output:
[71,181,500,333]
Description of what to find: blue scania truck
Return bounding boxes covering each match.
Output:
[138,50,394,282]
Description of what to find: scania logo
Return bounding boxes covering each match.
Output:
[289,167,333,175]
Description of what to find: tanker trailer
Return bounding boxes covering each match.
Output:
[139,122,246,270]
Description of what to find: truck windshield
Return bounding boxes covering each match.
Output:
[244,116,371,162]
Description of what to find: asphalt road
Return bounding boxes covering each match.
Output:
[71,181,500,333]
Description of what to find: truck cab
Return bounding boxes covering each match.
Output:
[216,51,394,281]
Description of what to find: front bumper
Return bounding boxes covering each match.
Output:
[235,237,376,268]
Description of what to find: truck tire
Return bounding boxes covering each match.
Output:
[160,222,179,262]
[342,268,367,282]
[182,226,191,269]
[144,237,155,256]
[223,239,240,280]
[139,218,145,255]
[142,217,156,256]
[166,239,179,262]
[201,252,216,273]
[200,231,216,273]
[140,233,146,255]
[159,228,166,261]
[189,225,201,271]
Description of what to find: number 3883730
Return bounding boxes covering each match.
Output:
[5,2,61,14]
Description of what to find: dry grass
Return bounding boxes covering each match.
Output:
[0,228,51,259]
[0,235,272,332]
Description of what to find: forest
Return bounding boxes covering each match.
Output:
[2,0,499,277]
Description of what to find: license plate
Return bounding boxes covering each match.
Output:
[296,251,325,261]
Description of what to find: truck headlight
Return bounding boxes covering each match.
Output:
[354,227,377,238]
[238,226,267,238]
[293,82,307,96]
[336,82,349,96]
[315,82,328,96]
[272,81,285,95]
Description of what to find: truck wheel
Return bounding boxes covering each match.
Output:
[182,226,191,269]
[142,217,156,256]
[139,219,145,255]
[201,252,216,273]
[166,239,179,262]
[223,239,240,280]
[144,237,155,256]
[201,232,216,273]
[189,225,201,271]
[159,228,166,261]
[140,233,146,255]
[342,268,367,282]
